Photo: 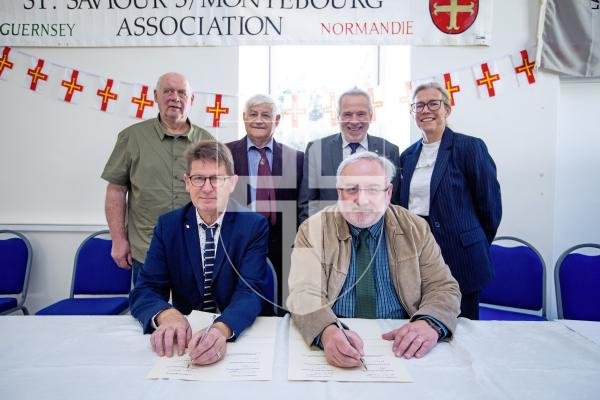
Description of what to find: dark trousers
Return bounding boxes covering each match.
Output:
[418,214,480,320]
[459,291,480,320]
[131,259,143,287]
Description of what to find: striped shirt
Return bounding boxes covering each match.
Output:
[332,217,406,319]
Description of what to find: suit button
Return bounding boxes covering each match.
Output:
[433,221,441,228]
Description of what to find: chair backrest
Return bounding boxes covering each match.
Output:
[481,236,546,316]
[555,243,600,321]
[0,230,32,300]
[264,258,279,315]
[71,230,131,296]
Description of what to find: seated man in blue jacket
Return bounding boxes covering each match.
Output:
[130,140,270,366]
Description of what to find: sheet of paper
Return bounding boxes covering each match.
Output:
[146,312,277,381]
[288,318,413,382]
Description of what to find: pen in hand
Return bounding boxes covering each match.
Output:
[335,319,368,371]
[187,314,217,368]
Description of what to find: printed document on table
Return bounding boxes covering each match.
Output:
[288,317,413,382]
[146,311,276,381]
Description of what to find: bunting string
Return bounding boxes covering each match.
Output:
[1,45,539,131]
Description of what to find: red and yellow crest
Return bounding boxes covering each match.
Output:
[429,0,479,34]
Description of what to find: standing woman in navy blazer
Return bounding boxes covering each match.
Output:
[399,81,502,319]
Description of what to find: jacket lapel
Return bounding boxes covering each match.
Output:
[234,137,250,176]
[429,127,453,203]
[272,139,282,177]
[327,134,344,176]
[367,134,382,156]
[212,205,236,283]
[183,205,204,295]
[233,137,250,204]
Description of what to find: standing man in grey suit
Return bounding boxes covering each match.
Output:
[298,87,400,224]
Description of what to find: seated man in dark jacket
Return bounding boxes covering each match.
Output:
[130,140,269,366]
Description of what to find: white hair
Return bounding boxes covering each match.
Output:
[337,87,373,115]
[336,151,396,186]
[244,94,279,115]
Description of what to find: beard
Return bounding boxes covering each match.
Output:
[339,203,384,228]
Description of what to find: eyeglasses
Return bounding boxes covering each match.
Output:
[188,175,231,188]
[410,99,445,113]
[162,88,189,99]
[338,186,388,196]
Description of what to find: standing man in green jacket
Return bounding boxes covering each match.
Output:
[102,72,214,284]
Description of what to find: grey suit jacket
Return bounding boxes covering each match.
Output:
[298,133,400,224]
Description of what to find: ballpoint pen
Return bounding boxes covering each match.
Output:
[187,314,218,368]
[335,318,368,371]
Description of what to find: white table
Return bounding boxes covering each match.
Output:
[1,315,600,400]
[558,319,600,346]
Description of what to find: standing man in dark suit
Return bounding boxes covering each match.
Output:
[298,87,400,223]
[130,141,269,366]
[226,94,303,309]
[399,81,502,319]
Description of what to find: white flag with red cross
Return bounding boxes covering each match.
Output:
[199,92,236,129]
[320,91,338,128]
[434,71,463,106]
[0,46,17,82]
[122,82,157,120]
[23,55,53,95]
[472,61,503,98]
[281,93,309,130]
[511,48,538,87]
[56,66,90,105]
[367,87,385,122]
[398,81,414,112]
[92,75,123,114]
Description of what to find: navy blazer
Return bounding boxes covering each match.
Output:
[399,128,502,293]
[298,133,400,223]
[129,200,269,336]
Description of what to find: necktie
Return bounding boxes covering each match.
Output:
[255,147,277,225]
[355,229,377,318]
[348,142,361,154]
[199,223,218,313]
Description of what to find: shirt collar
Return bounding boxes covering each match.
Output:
[348,216,384,240]
[155,114,193,140]
[195,207,225,228]
[341,134,369,151]
[246,136,274,153]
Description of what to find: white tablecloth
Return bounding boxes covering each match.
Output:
[558,319,600,346]
[1,315,600,400]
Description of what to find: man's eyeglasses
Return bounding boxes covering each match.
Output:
[187,175,231,188]
[410,99,445,113]
[338,186,388,196]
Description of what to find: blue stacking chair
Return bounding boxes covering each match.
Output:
[0,230,32,315]
[261,258,279,316]
[555,243,600,321]
[36,230,131,315]
[480,236,546,321]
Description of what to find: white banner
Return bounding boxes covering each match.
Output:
[0,0,493,47]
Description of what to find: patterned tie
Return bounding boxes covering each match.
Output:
[199,223,218,313]
[355,229,377,318]
[348,142,361,154]
[255,147,277,225]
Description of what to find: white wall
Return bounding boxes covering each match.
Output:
[1,46,238,313]
[554,82,600,260]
